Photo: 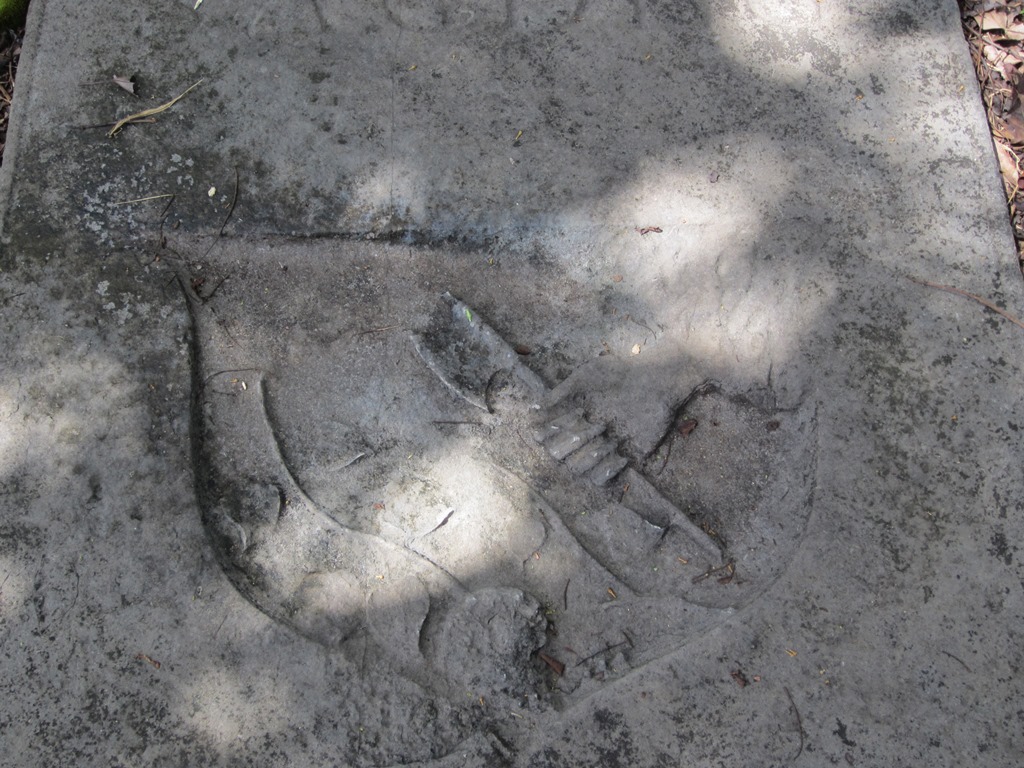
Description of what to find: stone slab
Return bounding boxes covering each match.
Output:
[1,0,1024,766]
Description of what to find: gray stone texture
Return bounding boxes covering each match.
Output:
[1,0,1023,765]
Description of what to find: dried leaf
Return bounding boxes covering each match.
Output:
[538,652,565,676]
[112,75,135,94]
[678,419,698,436]
[979,9,1015,33]
[983,42,1010,66]
[981,8,1024,41]
[991,88,1018,117]
[994,111,1024,143]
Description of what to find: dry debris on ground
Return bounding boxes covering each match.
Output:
[960,1,1024,270]
[0,27,23,166]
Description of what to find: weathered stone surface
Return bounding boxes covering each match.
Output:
[1,1,1023,765]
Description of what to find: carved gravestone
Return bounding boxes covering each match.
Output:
[179,236,817,720]
[123,1,830,754]
[8,0,1010,765]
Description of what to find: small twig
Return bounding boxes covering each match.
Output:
[218,166,239,237]
[656,433,674,476]
[111,193,174,206]
[135,653,161,670]
[691,561,735,584]
[203,368,260,387]
[941,649,973,673]
[339,452,366,469]
[625,313,658,339]
[205,275,229,301]
[107,79,203,137]
[422,509,455,537]
[907,275,1024,331]
[356,325,399,337]
[574,636,630,667]
[431,419,484,427]
[563,578,570,611]
[202,167,241,258]
[157,194,177,248]
[784,686,805,760]
[79,118,157,130]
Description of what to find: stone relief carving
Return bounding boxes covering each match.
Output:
[180,239,816,710]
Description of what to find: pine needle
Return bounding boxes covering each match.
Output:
[907,275,1024,331]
